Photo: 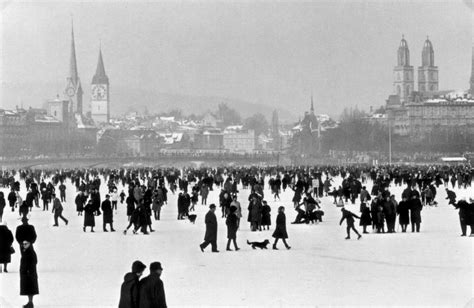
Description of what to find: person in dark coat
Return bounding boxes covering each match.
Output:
[83,200,96,232]
[0,222,14,273]
[52,194,69,227]
[75,191,86,216]
[20,240,38,308]
[139,262,167,308]
[0,191,5,222]
[445,188,456,206]
[225,206,240,251]
[261,200,272,230]
[118,260,146,308]
[359,202,372,234]
[454,198,469,236]
[409,194,423,232]
[272,206,291,250]
[101,195,115,232]
[339,208,362,240]
[15,217,37,254]
[397,197,410,232]
[199,204,219,253]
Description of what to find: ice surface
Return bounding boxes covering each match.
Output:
[0,173,472,307]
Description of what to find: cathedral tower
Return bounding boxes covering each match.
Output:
[418,37,438,93]
[393,35,414,103]
[90,47,110,123]
[64,22,83,114]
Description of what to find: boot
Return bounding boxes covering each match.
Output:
[272,244,278,250]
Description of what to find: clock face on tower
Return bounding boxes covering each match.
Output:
[92,84,107,100]
[66,87,75,97]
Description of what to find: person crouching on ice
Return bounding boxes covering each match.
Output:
[339,208,362,240]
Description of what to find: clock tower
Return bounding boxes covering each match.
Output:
[90,47,110,123]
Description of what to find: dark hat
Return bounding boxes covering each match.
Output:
[150,262,163,271]
[131,260,146,273]
[209,203,216,209]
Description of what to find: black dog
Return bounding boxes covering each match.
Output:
[187,214,197,224]
[247,239,270,249]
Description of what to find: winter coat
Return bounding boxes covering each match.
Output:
[101,199,113,224]
[359,203,372,226]
[126,196,135,216]
[261,204,271,226]
[247,200,262,224]
[397,200,410,225]
[138,272,167,308]
[118,272,140,308]
[83,202,96,227]
[20,245,39,296]
[204,210,218,242]
[272,212,288,239]
[75,194,85,212]
[340,209,359,226]
[0,225,14,263]
[15,224,37,246]
[409,198,423,224]
[226,213,239,240]
[52,197,63,214]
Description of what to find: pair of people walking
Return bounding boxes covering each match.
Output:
[118,260,167,308]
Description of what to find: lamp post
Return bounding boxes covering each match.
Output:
[388,112,392,165]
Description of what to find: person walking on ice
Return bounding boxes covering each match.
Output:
[339,207,362,240]
[272,206,291,250]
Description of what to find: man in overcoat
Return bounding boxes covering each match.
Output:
[200,204,219,252]
[139,262,167,308]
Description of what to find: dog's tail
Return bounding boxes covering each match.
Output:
[247,240,251,245]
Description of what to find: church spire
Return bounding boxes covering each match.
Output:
[92,46,109,84]
[470,46,474,95]
[310,95,314,113]
[69,19,79,85]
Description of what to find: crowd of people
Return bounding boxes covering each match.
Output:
[0,163,474,306]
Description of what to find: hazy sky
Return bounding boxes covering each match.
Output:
[0,0,472,118]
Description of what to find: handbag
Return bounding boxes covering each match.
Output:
[10,246,15,254]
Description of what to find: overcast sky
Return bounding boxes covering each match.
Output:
[0,0,472,117]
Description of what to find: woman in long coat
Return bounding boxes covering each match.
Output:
[397,197,410,232]
[272,206,291,250]
[20,240,38,308]
[261,201,271,230]
[359,202,372,233]
[83,200,96,232]
[225,206,240,251]
[0,222,14,272]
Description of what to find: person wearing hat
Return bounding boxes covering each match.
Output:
[101,194,115,232]
[20,239,38,308]
[118,260,146,308]
[199,204,219,253]
[15,217,37,254]
[139,262,167,308]
[225,206,240,251]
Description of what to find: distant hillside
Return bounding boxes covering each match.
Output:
[111,87,297,122]
[1,82,298,123]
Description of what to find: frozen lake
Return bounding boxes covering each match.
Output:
[1,173,473,307]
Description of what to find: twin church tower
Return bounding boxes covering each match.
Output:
[393,35,439,103]
[65,23,109,123]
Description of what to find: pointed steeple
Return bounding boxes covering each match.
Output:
[92,46,109,84]
[470,46,474,95]
[310,95,314,113]
[69,20,79,85]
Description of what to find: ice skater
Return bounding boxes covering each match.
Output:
[339,208,362,240]
[52,194,69,227]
